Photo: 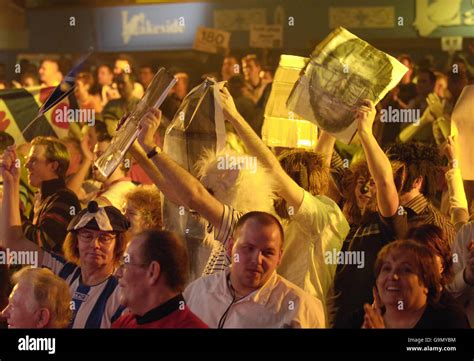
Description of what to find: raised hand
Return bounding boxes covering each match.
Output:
[426,93,446,119]
[219,87,242,123]
[80,131,95,162]
[362,287,385,329]
[138,108,161,153]
[442,135,460,167]
[355,99,376,136]
[1,145,21,186]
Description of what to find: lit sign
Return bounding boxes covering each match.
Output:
[96,3,213,51]
[414,0,474,37]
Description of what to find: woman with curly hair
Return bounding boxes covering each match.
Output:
[327,100,409,328]
[125,185,162,234]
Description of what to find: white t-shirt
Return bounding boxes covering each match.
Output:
[278,190,349,312]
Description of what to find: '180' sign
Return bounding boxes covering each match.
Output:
[193,26,231,54]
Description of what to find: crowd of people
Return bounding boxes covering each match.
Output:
[0,48,473,329]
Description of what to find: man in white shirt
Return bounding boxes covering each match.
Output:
[184,211,325,328]
[219,87,349,318]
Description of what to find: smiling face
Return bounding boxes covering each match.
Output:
[230,218,283,294]
[376,251,428,311]
[354,176,376,211]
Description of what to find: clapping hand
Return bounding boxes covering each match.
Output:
[362,287,385,329]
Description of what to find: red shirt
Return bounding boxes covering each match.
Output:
[112,295,208,329]
[129,163,153,185]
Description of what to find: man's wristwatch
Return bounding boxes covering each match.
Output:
[146,146,162,159]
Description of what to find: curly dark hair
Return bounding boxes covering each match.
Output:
[406,224,453,287]
[385,142,442,200]
[341,160,372,225]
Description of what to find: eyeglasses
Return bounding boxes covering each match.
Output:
[117,257,148,269]
[77,232,116,245]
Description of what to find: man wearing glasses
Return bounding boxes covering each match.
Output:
[112,229,208,328]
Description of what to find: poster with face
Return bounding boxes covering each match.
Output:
[287,27,408,144]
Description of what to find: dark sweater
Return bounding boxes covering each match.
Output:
[23,178,81,254]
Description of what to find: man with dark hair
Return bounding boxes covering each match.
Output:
[113,55,144,99]
[241,54,272,136]
[38,58,63,87]
[2,137,80,253]
[386,142,455,245]
[113,230,208,328]
[226,75,258,133]
[97,64,118,106]
[407,68,436,115]
[139,65,155,90]
[184,211,325,328]
[221,55,240,81]
[102,72,140,136]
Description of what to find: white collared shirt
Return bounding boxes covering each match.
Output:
[184,269,325,328]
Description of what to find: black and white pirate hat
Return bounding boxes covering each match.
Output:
[67,201,130,233]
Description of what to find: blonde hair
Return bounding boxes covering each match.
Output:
[31,136,70,178]
[63,231,128,268]
[125,185,162,229]
[195,148,277,215]
[12,267,72,328]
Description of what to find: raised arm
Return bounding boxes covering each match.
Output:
[315,130,336,168]
[220,87,304,214]
[356,100,399,217]
[0,146,43,264]
[66,133,94,197]
[443,135,469,230]
[128,140,181,205]
[137,109,224,228]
